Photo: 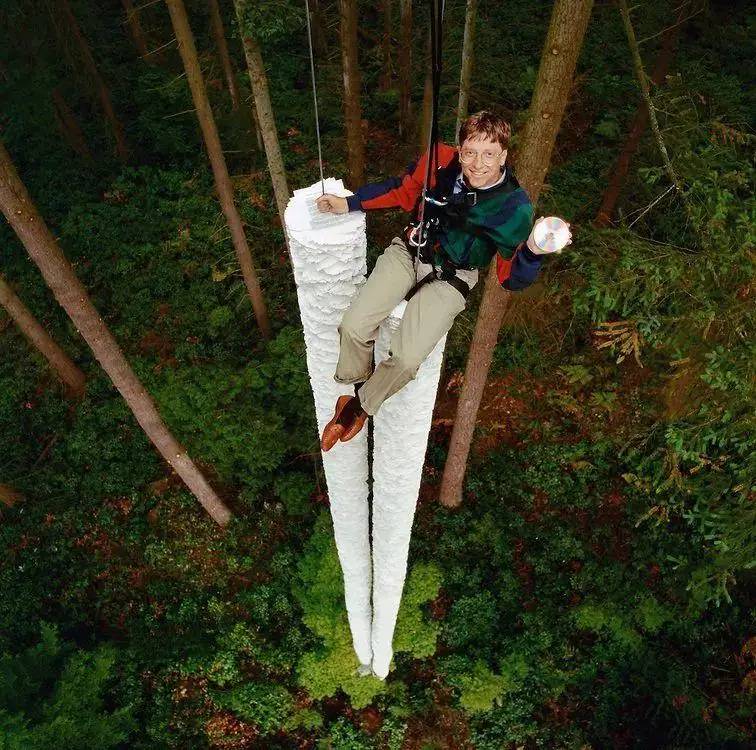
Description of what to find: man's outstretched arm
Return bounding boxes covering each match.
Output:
[317,143,457,214]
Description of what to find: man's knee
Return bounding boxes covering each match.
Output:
[339,310,371,344]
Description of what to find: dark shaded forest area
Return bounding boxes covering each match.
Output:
[0,0,753,747]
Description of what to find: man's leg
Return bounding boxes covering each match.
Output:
[334,237,417,387]
[357,276,468,416]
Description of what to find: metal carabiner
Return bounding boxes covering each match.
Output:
[407,223,428,248]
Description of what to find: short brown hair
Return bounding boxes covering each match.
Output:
[457,110,511,150]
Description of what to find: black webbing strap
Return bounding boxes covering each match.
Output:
[403,254,471,303]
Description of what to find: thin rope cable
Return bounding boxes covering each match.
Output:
[417,0,444,229]
[304,0,325,194]
[417,0,445,249]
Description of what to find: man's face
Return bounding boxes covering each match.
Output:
[458,135,507,189]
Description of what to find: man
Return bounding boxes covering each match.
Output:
[315,110,563,451]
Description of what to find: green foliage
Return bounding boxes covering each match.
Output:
[292,511,389,708]
[274,471,316,517]
[150,361,287,496]
[293,513,443,708]
[0,625,135,750]
[0,0,753,746]
[392,562,442,658]
[213,680,294,734]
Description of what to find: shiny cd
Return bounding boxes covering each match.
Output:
[533,216,570,253]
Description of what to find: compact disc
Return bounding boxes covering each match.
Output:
[533,216,570,253]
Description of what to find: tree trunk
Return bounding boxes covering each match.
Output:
[51,88,93,162]
[439,0,594,508]
[307,0,328,58]
[121,0,149,59]
[0,139,232,526]
[594,1,685,227]
[166,0,271,339]
[0,272,86,398]
[339,0,365,188]
[418,33,433,151]
[58,0,129,162]
[397,0,412,137]
[207,0,241,111]
[379,0,392,91]
[0,484,24,508]
[234,2,291,231]
[617,0,692,222]
[455,0,477,139]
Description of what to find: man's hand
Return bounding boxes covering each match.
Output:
[315,194,349,214]
[526,216,572,255]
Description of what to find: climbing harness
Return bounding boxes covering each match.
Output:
[403,157,523,303]
[304,0,325,195]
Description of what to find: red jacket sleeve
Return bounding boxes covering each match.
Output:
[346,143,457,213]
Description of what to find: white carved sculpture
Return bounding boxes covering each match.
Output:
[284,179,445,680]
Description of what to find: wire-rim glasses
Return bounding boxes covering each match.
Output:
[458,148,504,166]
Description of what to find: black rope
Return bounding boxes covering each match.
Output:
[417,0,445,236]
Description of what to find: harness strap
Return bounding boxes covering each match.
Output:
[403,251,471,303]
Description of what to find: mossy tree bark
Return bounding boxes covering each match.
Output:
[418,33,433,150]
[339,0,365,188]
[51,88,93,163]
[379,0,392,91]
[397,0,412,138]
[0,272,86,399]
[234,1,291,232]
[439,0,595,508]
[0,139,232,526]
[595,1,687,227]
[121,0,149,59]
[58,0,129,162]
[617,0,693,223]
[166,0,271,338]
[455,0,477,139]
[307,0,328,57]
[207,0,241,111]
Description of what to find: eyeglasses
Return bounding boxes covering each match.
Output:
[458,148,504,166]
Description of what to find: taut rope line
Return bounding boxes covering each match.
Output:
[304,0,325,195]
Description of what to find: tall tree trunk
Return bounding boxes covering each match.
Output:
[617,0,693,223]
[207,0,241,111]
[121,0,149,59]
[339,0,365,188]
[595,1,685,227]
[439,0,594,508]
[307,0,328,58]
[0,484,24,508]
[234,2,290,231]
[166,0,271,338]
[0,272,86,398]
[418,33,433,151]
[397,0,412,137]
[379,0,392,91]
[51,88,93,163]
[0,139,232,526]
[455,0,477,138]
[58,0,129,162]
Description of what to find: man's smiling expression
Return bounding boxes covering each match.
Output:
[459,135,508,189]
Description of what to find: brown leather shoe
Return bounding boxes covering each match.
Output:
[340,407,369,442]
[320,395,354,452]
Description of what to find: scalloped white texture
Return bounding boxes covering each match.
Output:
[370,314,445,679]
[284,181,444,679]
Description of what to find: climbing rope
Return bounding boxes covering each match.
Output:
[409,0,446,252]
[304,0,325,195]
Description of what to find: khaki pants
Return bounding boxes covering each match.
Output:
[334,236,478,415]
